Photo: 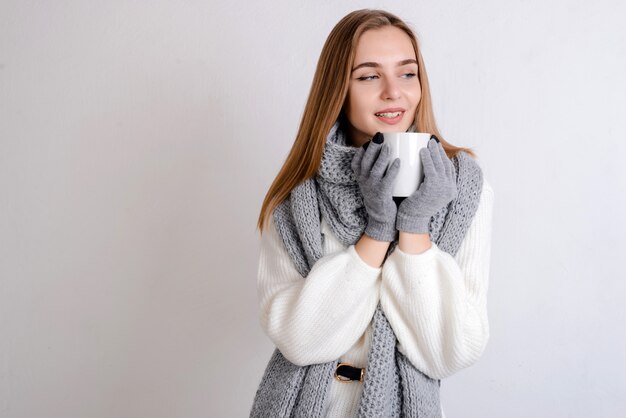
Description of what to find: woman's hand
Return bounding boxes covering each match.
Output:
[351,132,401,242]
[396,137,457,234]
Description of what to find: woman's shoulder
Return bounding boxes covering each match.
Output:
[260,211,280,245]
[482,176,494,197]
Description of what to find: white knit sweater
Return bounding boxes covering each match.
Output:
[257,179,494,417]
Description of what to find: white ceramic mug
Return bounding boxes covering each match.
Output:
[383,132,433,197]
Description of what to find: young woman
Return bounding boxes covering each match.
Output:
[250,9,494,418]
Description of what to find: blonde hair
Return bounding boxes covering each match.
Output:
[256,9,476,234]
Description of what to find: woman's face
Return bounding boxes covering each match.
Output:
[343,26,421,147]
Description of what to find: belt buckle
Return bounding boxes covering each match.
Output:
[335,362,365,383]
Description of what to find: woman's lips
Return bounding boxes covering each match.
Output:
[375,111,404,125]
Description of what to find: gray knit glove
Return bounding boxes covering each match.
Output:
[396,136,458,234]
[351,132,401,242]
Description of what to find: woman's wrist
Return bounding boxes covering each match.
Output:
[398,231,432,254]
[355,233,392,268]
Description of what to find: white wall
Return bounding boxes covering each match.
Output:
[1,0,625,417]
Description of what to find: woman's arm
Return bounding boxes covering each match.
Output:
[257,216,381,367]
[380,180,494,379]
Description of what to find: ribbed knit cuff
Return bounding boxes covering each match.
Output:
[364,219,397,242]
[396,212,430,235]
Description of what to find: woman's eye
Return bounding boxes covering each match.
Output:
[357,73,417,81]
[357,75,378,81]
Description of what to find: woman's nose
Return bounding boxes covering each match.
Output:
[381,77,400,100]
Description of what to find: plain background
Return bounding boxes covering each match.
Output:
[1,1,625,417]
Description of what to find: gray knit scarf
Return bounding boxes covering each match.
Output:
[251,121,484,417]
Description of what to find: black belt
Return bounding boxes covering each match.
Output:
[335,363,365,383]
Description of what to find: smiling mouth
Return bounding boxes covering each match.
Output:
[374,111,403,118]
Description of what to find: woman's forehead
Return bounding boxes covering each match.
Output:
[354,26,416,64]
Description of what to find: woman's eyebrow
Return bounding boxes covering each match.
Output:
[351,58,417,72]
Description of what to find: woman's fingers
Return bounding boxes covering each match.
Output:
[437,142,453,178]
[420,146,436,178]
[382,158,401,188]
[360,141,383,176]
[428,138,444,173]
[371,144,391,178]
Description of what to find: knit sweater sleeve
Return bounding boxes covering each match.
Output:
[257,215,381,367]
[380,179,494,380]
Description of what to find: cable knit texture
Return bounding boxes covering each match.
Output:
[250,121,489,418]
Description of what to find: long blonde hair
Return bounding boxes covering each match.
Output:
[256,9,476,234]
